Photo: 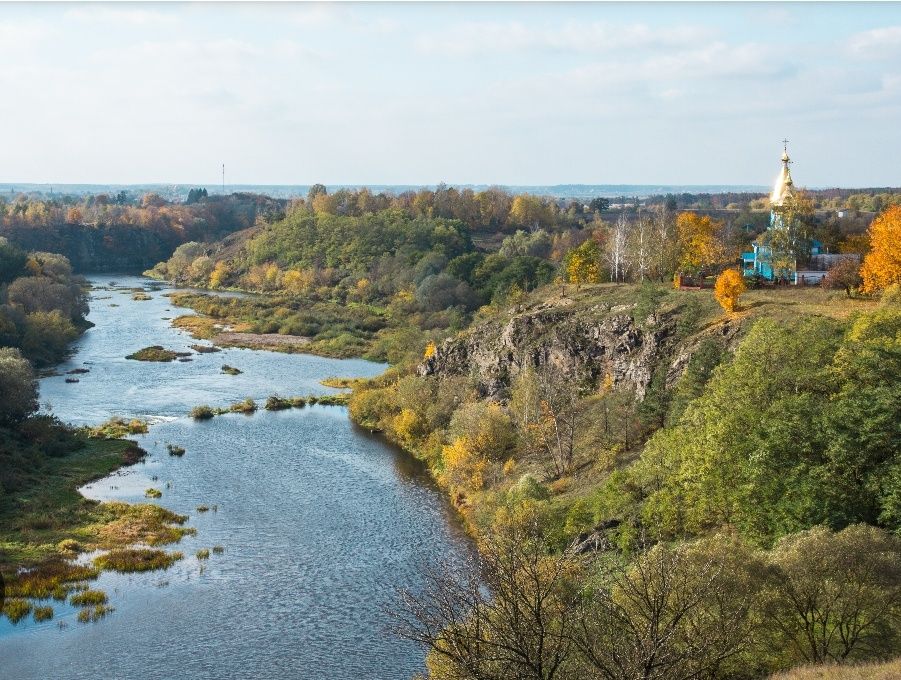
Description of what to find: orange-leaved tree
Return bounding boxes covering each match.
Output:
[860,205,901,294]
[714,268,746,313]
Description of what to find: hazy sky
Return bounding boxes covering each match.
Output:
[2,2,900,187]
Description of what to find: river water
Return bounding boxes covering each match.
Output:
[0,274,471,679]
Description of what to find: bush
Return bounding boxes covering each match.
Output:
[230,398,257,414]
[190,405,215,420]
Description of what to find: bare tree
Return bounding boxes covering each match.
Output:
[572,535,762,680]
[759,524,901,665]
[392,513,578,680]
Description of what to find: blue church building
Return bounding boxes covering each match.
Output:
[742,144,825,284]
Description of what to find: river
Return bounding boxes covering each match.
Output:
[0,274,472,679]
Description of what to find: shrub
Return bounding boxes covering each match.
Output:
[714,268,746,313]
[230,398,257,414]
[190,405,215,420]
[145,488,162,499]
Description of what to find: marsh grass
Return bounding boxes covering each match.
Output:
[94,548,183,573]
[196,549,210,560]
[212,545,225,554]
[76,604,114,623]
[144,488,162,499]
[230,398,257,414]
[2,599,32,624]
[131,292,152,301]
[86,417,149,439]
[166,444,186,456]
[196,505,210,513]
[32,605,54,622]
[265,396,293,411]
[172,314,218,339]
[221,364,242,375]
[4,561,99,599]
[69,589,108,606]
[94,502,193,546]
[320,377,360,389]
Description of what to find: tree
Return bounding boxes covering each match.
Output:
[0,239,27,284]
[307,183,328,204]
[0,347,38,425]
[565,240,602,285]
[860,205,901,294]
[510,195,552,232]
[574,534,764,680]
[605,214,631,282]
[392,508,577,680]
[760,525,901,665]
[588,197,610,213]
[821,257,862,297]
[675,212,725,275]
[512,365,583,477]
[713,268,746,313]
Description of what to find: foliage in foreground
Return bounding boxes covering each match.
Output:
[396,510,901,680]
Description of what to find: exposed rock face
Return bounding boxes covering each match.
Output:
[418,298,674,400]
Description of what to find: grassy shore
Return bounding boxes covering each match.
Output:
[0,431,191,620]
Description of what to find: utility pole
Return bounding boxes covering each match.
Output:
[222,163,225,195]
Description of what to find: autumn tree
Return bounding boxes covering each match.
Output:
[565,239,602,285]
[510,195,553,232]
[574,533,764,680]
[714,268,746,313]
[860,205,901,293]
[675,212,725,276]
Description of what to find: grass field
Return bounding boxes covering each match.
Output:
[770,657,901,679]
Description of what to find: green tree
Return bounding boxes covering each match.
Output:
[0,347,38,425]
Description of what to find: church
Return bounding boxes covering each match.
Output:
[741,143,831,284]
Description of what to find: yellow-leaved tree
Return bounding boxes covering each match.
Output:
[209,261,229,288]
[860,205,901,294]
[565,239,602,285]
[676,212,726,275]
[714,268,746,313]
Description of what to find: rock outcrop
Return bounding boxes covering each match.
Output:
[419,297,675,400]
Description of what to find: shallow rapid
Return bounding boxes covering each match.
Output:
[0,274,472,680]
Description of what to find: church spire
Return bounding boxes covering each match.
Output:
[771,139,794,207]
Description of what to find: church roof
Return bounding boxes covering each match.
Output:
[770,146,794,207]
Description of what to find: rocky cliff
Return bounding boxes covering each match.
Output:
[418,292,742,400]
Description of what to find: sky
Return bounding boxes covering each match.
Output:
[1,2,900,187]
